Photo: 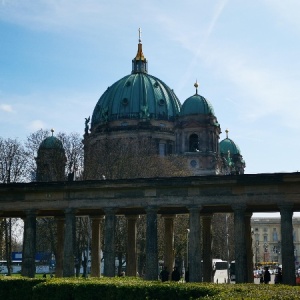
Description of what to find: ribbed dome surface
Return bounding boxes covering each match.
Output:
[38,136,64,151]
[181,94,215,116]
[91,73,181,128]
[220,138,241,155]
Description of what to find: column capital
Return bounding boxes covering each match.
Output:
[64,208,76,215]
[279,203,294,212]
[103,207,117,215]
[145,206,158,213]
[25,209,37,216]
[231,203,247,212]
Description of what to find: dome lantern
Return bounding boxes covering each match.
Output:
[132,28,148,74]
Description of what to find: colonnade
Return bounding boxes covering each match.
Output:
[20,204,296,285]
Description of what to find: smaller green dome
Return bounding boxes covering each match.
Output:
[181,94,215,116]
[220,138,241,155]
[39,136,64,151]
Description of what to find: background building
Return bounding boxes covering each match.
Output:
[251,217,300,268]
[82,36,245,178]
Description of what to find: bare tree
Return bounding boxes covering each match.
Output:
[0,137,28,183]
[84,137,189,180]
[56,132,84,180]
[0,137,28,273]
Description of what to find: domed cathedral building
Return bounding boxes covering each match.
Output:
[83,31,246,177]
[219,129,246,175]
[35,129,67,182]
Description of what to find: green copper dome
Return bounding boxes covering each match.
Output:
[91,41,181,128]
[181,93,215,116]
[38,136,64,151]
[220,137,241,155]
[91,74,181,127]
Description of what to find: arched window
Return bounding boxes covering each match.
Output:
[189,134,199,152]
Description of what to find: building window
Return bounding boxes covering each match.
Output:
[273,228,278,242]
[159,143,166,156]
[189,134,199,152]
[264,235,268,243]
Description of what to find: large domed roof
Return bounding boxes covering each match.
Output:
[220,131,241,155]
[181,83,215,116]
[91,73,181,128]
[91,39,181,128]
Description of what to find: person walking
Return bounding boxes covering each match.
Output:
[159,266,169,282]
[171,266,181,282]
[263,267,271,284]
[274,267,282,284]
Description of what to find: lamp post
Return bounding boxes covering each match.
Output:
[225,214,230,283]
[255,240,259,269]
[277,241,281,264]
[186,229,190,272]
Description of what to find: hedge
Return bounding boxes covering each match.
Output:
[1,276,300,300]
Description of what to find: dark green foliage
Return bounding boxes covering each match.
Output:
[1,277,300,300]
[0,277,45,300]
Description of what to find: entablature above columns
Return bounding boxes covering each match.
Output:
[0,172,300,218]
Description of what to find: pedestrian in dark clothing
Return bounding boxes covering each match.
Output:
[171,266,181,282]
[263,267,271,284]
[274,267,282,284]
[185,270,189,282]
[159,266,169,282]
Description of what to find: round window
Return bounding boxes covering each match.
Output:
[190,160,197,168]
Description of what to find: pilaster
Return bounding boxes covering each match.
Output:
[21,210,36,278]
[279,204,296,285]
[103,208,116,277]
[63,208,76,277]
[232,204,247,283]
[188,206,202,282]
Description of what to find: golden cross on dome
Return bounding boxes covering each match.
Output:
[225,129,229,139]
[51,128,54,136]
[138,27,142,43]
[194,80,198,95]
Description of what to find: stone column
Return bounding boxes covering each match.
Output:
[55,217,65,278]
[245,213,253,283]
[233,204,247,283]
[21,210,36,278]
[126,215,138,277]
[202,214,212,282]
[280,204,296,285]
[104,208,116,277]
[145,206,158,280]
[188,206,202,282]
[63,208,76,277]
[126,215,138,276]
[163,214,175,278]
[91,216,103,277]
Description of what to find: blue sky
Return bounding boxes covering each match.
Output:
[1,0,300,175]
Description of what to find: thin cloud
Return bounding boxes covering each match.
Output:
[0,104,14,112]
[28,120,47,132]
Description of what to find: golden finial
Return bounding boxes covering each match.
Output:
[135,28,145,61]
[51,128,54,136]
[225,129,229,139]
[138,27,142,43]
[194,80,198,95]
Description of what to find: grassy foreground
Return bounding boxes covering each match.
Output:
[1,276,300,299]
